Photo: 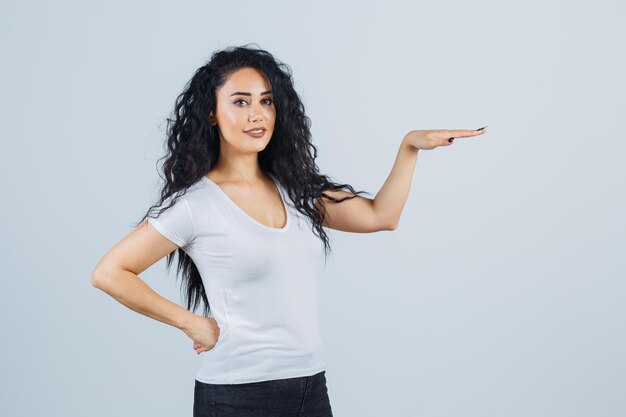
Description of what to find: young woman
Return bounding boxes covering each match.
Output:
[91,44,487,417]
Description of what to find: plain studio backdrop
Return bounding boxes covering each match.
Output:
[1,1,624,416]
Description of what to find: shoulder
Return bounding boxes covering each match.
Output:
[177,176,224,218]
[181,176,211,200]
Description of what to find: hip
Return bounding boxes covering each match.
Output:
[193,370,333,417]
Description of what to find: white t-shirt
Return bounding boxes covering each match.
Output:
[147,174,327,384]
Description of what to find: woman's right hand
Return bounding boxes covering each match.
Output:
[183,314,221,355]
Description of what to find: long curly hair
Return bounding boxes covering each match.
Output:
[134,43,369,317]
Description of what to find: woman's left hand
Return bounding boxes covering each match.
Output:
[403,127,487,150]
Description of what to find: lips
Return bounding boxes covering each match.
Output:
[245,129,266,138]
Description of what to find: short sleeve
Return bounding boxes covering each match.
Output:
[147,194,196,248]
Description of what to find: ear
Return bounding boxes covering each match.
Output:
[209,111,217,126]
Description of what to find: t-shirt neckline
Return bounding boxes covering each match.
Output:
[201,174,291,232]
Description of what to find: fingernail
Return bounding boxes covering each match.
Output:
[448,137,454,142]
[476,125,487,131]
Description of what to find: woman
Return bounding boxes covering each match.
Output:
[91,44,487,417]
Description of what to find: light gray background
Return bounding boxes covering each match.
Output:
[2,0,624,416]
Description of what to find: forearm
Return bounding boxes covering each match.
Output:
[92,269,193,331]
[372,136,419,228]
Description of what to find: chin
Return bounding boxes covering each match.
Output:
[243,140,270,152]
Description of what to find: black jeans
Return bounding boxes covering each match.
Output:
[193,370,333,417]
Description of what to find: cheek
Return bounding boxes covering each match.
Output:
[264,108,276,126]
[220,109,245,130]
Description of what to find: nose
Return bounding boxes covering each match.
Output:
[248,104,263,122]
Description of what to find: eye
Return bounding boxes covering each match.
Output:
[233,98,273,106]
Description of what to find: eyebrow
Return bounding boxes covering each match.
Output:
[229,90,273,97]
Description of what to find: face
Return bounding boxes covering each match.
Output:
[209,67,276,155]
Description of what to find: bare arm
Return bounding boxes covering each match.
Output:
[91,220,194,330]
[370,137,419,229]
[92,219,220,352]
[91,267,193,331]
[315,128,486,233]
[314,136,418,232]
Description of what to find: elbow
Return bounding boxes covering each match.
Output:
[90,270,103,289]
[378,220,398,232]
[376,213,398,232]
[381,216,399,231]
[91,268,111,290]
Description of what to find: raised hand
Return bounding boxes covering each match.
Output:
[403,126,487,150]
